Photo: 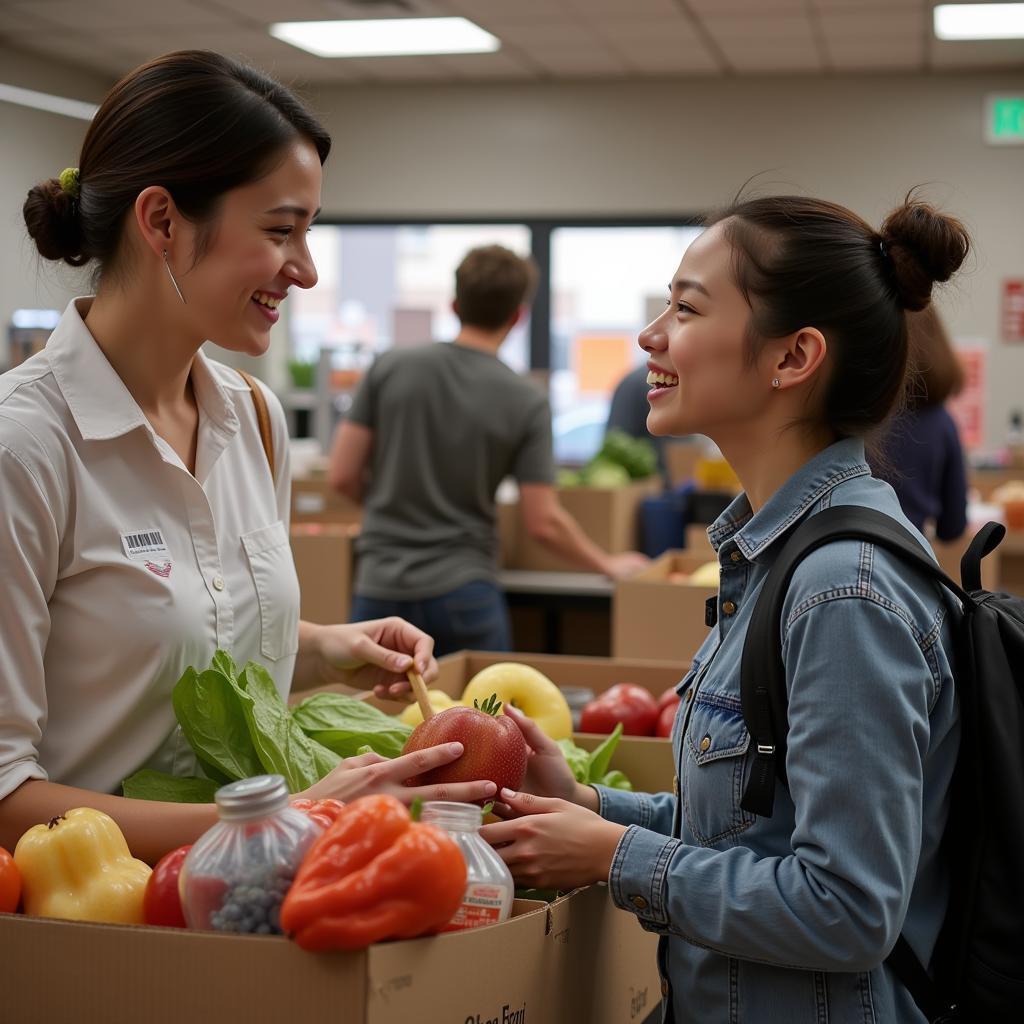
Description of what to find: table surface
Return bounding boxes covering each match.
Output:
[497,569,614,597]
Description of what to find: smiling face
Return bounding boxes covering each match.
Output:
[639,222,781,443]
[173,138,322,356]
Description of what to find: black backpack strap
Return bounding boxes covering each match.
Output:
[959,521,1005,593]
[739,505,972,818]
[887,935,955,1022]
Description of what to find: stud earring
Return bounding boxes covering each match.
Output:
[162,249,187,305]
[771,378,781,389]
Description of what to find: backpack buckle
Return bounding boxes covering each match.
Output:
[756,744,775,755]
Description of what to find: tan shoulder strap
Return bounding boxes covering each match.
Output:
[236,369,276,483]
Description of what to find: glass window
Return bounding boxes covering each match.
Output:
[549,226,703,464]
[290,223,533,372]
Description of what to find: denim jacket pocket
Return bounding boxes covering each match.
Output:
[682,697,755,846]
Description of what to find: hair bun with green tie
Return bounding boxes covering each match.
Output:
[58,167,81,198]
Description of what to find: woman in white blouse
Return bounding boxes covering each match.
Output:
[0,51,493,863]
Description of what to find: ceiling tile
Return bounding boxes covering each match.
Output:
[818,9,926,37]
[7,0,235,30]
[528,48,630,76]
[187,0,346,21]
[703,14,817,45]
[616,45,721,75]
[444,0,569,20]
[591,18,702,48]
[4,33,132,78]
[827,35,925,62]
[431,51,537,78]
[722,43,825,72]
[334,55,457,79]
[564,0,678,15]
[484,22,602,50]
[813,0,925,8]
[929,39,1024,69]
[688,0,808,13]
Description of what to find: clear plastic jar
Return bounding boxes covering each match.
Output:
[421,801,514,932]
[560,686,596,731]
[179,775,321,934]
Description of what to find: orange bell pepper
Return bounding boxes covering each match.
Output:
[280,794,466,952]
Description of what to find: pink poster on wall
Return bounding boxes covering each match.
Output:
[948,345,987,451]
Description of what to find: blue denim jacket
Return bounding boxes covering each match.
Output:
[598,438,960,1024]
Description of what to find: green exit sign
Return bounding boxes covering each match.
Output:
[986,95,1024,145]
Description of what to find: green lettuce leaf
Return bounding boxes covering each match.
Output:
[238,663,340,792]
[585,722,624,783]
[598,769,633,792]
[122,769,220,803]
[172,667,263,782]
[556,738,591,784]
[290,692,413,759]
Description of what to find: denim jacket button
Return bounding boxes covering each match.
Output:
[730,550,743,563]
[661,978,670,997]
[630,895,649,911]
[722,600,737,615]
[672,775,679,797]
[684,688,693,702]
[700,735,712,752]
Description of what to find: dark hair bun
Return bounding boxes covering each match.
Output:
[879,198,970,312]
[23,178,88,267]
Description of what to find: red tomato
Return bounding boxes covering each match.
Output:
[657,687,682,714]
[580,693,659,736]
[291,798,346,830]
[656,701,678,738]
[0,846,21,914]
[144,844,191,928]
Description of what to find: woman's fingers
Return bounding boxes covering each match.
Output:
[405,780,497,804]
[340,751,389,769]
[502,704,559,754]
[384,741,464,779]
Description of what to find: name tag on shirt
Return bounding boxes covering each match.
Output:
[121,528,172,564]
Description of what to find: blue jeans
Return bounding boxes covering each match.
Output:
[350,579,511,658]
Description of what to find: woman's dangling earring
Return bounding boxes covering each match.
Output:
[163,249,187,305]
[771,378,781,389]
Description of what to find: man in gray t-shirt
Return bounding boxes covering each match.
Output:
[328,245,646,656]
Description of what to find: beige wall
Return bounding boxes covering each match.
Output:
[3,48,1022,444]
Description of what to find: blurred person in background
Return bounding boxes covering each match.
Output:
[606,363,670,480]
[871,304,968,540]
[328,245,647,656]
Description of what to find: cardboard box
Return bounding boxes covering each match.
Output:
[290,524,358,628]
[507,478,661,572]
[613,551,718,665]
[968,467,1024,501]
[0,888,660,1024]
[290,474,362,526]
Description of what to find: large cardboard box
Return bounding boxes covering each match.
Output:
[613,551,717,665]
[506,478,661,572]
[290,474,362,526]
[0,887,659,1024]
[290,524,358,629]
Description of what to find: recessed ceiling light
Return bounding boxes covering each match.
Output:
[0,83,97,121]
[269,17,500,58]
[934,3,1024,40]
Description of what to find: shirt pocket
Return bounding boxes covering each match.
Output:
[241,521,300,662]
[681,696,755,846]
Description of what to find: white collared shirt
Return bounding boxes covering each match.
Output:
[0,298,298,800]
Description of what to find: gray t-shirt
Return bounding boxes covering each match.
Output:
[349,342,555,600]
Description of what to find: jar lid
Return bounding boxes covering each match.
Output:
[215,775,289,820]
[421,800,483,832]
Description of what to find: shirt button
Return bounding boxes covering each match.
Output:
[684,688,693,702]
[700,735,712,752]
[661,978,670,997]
[630,895,648,911]
[212,575,225,592]
[672,775,679,798]
[722,600,737,615]
[730,550,743,563]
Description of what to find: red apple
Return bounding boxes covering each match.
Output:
[403,693,527,799]
[656,701,678,738]
[144,844,191,928]
[580,688,659,736]
[657,687,682,714]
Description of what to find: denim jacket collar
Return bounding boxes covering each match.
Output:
[708,437,871,562]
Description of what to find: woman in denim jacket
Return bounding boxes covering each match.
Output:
[482,193,971,1023]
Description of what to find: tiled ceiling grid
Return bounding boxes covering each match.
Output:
[0,0,1021,84]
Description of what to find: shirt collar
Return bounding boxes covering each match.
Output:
[708,437,871,561]
[47,298,242,441]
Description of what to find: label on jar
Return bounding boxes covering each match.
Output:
[441,883,508,932]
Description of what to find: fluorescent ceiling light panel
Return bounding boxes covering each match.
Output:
[0,83,97,121]
[270,17,500,58]
[934,3,1024,40]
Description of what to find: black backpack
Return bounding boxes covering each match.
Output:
[738,505,1024,1023]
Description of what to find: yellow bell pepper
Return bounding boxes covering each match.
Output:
[14,808,152,924]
